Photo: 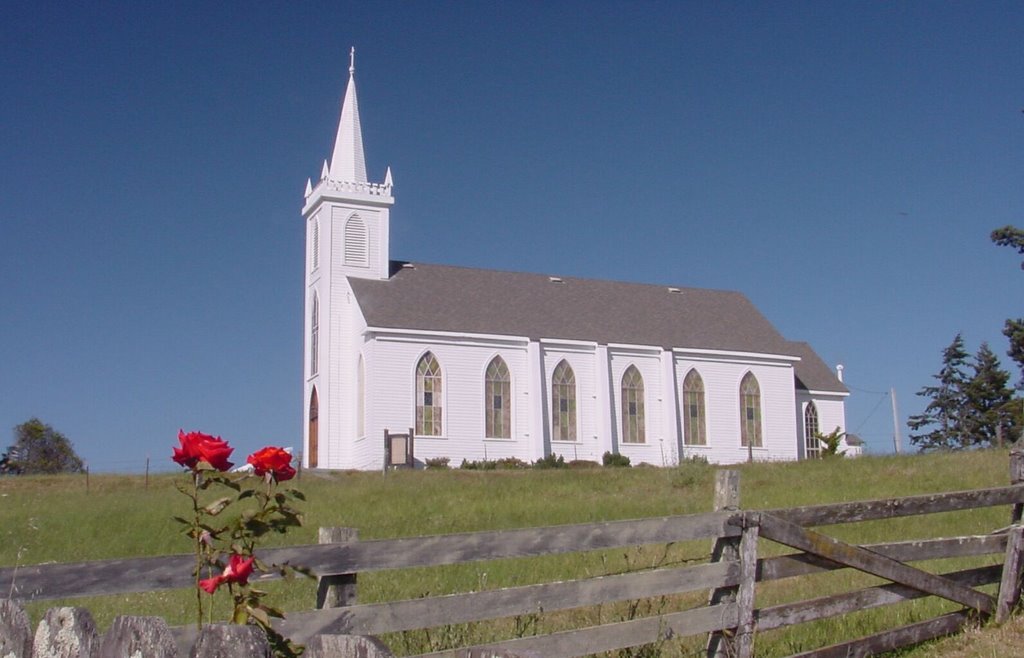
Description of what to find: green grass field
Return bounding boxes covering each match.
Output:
[0,449,1017,656]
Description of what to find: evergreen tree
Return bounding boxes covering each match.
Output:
[962,342,1016,446]
[991,226,1024,439]
[908,334,970,450]
[991,226,1024,384]
[1004,318,1024,389]
[991,225,1024,270]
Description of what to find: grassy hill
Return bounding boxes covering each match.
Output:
[0,449,1017,655]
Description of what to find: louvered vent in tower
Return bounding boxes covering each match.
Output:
[344,215,369,267]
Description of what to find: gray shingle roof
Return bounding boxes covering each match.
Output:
[788,341,849,394]
[349,262,846,393]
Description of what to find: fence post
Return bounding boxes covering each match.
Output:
[0,600,32,658]
[706,469,740,658]
[316,527,359,609]
[33,607,98,658]
[999,448,1024,622]
[735,514,760,658]
[1011,446,1024,524]
[99,616,177,657]
[193,624,270,657]
[997,525,1024,622]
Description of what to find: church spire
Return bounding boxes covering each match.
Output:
[328,47,367,183]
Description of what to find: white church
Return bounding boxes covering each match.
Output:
[301,55,851,471]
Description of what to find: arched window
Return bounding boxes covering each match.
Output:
[804,402,820,459]
[310,293,319,377]
[621,365,645,444]
[308,387,319,468]
[344,214,368,267]
[740,373,762,447]
[485,356,511,439]
[357,355,365,438]
[416,352,443,436]
[683,370,707,446]
[551,360,577,441]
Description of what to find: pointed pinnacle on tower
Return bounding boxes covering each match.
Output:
[328,47,367,184]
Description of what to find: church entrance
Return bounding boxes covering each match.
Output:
[308,387,319,468]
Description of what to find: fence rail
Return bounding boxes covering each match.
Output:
[4,450,1024,657]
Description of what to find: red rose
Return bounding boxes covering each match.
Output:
[223,553,255,585]
[197,554,255,594]
[247,446,296,482]
[198,574,222,594]
[173,430,234,472]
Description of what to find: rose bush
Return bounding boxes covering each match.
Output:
[172,432,308,657]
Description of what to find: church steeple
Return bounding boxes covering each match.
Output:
[302,48,394,283]
[328,48,367,184]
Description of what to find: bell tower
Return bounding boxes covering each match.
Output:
[302,49,394,468]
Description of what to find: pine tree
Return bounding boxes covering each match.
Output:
[1004,318,1024,389]
[991,225,1024,270]
[908,334,970,450]
[962,342,1016,446]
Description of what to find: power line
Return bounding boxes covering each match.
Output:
[845,383,891,396]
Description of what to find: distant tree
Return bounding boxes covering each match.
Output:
[0,448,20,475]
[5,418,85,474]
[991,225,1024,270]
[908,334,970,450]
[962,342,1017,446]
[1004,318,1024,389]
[991,226,1024,439]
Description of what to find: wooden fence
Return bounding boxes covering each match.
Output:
[4,450,1024,657]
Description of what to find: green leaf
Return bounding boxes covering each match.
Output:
[247,605,271,627]
[232,603,251,625]
[258,602,286,619]
[285,489,307,501]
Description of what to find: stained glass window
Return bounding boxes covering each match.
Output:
[416,352,442,436]
[621,365,645,444]
[740,373,762,447]
[551,361,577,441]
[485,356,511,438]
[683,370,707,446]
[804,402,820,459]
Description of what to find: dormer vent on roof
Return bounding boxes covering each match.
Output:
[668,287,682,294]
[549,276,564,283]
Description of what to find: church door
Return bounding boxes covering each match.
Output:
[308,388,319,468]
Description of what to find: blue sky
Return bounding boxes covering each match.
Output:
[1,2,1022,471]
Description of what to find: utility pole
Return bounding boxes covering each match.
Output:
[891,387,902,454]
